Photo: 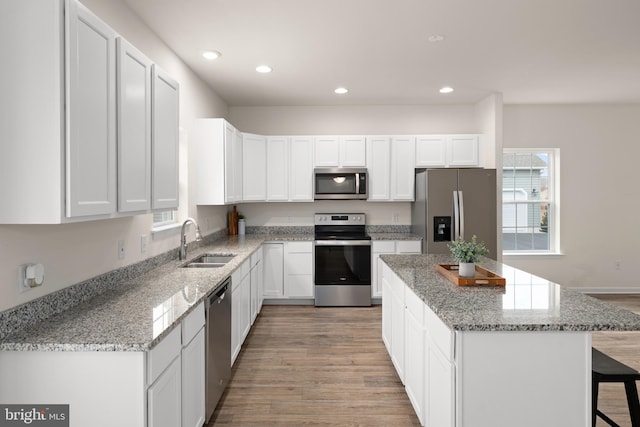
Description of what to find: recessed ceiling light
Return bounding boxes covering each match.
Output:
[334,87,349,94]
[439,86,454,94]
[428,34,445,43]
[202,50,221,60]
[256,65,272,73]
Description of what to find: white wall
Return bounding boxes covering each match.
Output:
[0,0,229,312]
[503,104,640,291]
[229,105,478,135]
[239,201,411,227]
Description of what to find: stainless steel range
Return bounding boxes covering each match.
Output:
[314,213,372,307]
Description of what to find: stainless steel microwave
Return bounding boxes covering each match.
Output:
[314,168,368,200]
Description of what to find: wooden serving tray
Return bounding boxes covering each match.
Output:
[435,264,506,286]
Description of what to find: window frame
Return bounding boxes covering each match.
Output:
[502,148,560,255]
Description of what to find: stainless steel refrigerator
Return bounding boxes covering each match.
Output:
[411,168,497,258]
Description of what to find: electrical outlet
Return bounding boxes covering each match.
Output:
[118,240,125,260]
[392,213,399,223]
[140,235,148,254]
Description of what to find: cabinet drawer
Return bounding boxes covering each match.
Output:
[147,325,181,385]
[373,241,395,253]
[424,304,454,361]
[396,240,421,254]
[181,302,204,345]
[404,286,424,324]
[250,248,262,267]
[232,259,250,289]
[287,241,312,253]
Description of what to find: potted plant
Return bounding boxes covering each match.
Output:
[448,235,489,277]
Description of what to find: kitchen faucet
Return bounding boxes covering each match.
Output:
[179,217,203,260]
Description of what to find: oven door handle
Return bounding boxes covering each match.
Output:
[314,240,372,246]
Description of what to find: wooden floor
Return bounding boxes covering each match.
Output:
[208,305,421,426]
[208,296,640,427]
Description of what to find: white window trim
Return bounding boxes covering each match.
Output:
[502,148,561,256]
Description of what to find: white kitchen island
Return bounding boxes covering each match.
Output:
[380,254,640,427]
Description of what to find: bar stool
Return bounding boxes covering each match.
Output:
[592,348,640,427]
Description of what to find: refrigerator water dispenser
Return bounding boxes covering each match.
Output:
[434,216,452,242]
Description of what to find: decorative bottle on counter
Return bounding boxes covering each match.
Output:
[238,219,245,235]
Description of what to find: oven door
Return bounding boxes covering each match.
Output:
[314,240,371,306]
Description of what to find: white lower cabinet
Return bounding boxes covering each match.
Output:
[148,356,181,427]
[146,301,205,427]
[382,261,589,427]
[250,247,264,324]
[404,287,426,425]
[388,268,405,384]
[372,240,421,299]
[263,243,285,298]
[231,259,251,364]
[427,340,454,427]
[284,242,314,298]
[262,241,314,300]
[382,262,453,427]
[181,304,206,427]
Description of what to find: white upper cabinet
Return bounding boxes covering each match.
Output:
[366,136,391,201]
[194,119,241,205]
[66,0,117,218]
[289,137,314,201]
[340,136,367,167]
[117,38,152,213]
[447,134,480,166]
[314,136,340,167]
[416,134,480,168]
[265,136,314,202]
[266,137,289,201]
[151,66,180,210]
[368,136,415,202]
[242,133,267,201]
[314,136,366,167]
[415,135,447,167]
[390,136,416,201]
[232,129,243,203]
[0,0,179,223]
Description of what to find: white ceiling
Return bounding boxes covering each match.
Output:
[123,0,640,106]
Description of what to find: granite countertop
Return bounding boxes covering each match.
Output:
[380,253,640,332]
[368,232,422,241]
[0,234,311,352]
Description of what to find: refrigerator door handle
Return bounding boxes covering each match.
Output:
[458,190,465,240]
[453,190,460,240]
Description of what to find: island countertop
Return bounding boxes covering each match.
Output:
[380,253,640,332]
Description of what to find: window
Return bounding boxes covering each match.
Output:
[502,149,559,254]
[153,210,177,228]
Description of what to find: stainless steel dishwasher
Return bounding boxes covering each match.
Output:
[205,277,231,422]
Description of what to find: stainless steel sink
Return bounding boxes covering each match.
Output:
[181,253,236,268]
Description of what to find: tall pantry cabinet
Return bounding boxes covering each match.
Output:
[0,0,179,224]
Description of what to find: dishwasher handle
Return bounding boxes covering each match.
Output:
[209,279,230,306]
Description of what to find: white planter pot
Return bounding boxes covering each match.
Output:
[458,262,476,277]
